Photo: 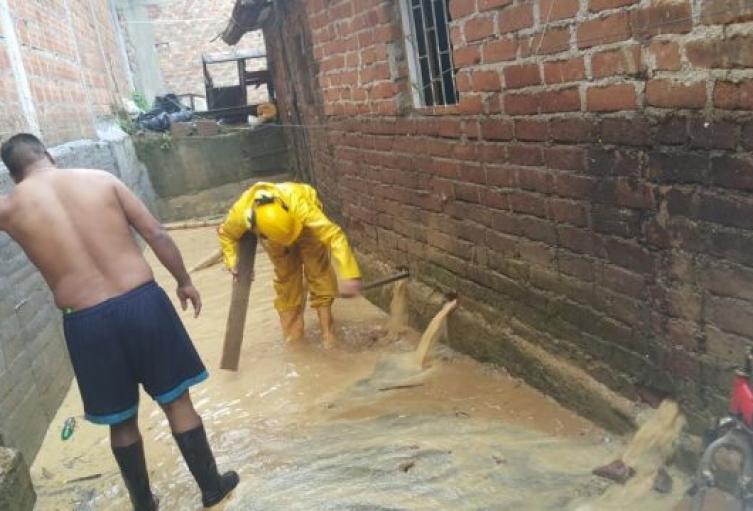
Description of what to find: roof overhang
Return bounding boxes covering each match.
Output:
[221,0,273,45]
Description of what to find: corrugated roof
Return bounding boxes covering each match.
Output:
[221,0,273,45]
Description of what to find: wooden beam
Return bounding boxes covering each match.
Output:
[220,233,258,371]
[189,249,223,274]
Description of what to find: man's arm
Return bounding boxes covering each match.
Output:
[113,180,202,317]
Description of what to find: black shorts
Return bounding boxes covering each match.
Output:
[63,281,207,425]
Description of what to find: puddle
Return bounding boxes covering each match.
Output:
[30,227,701,510]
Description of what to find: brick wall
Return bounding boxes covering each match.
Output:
[263,0,753,431]
[146,0,267,103]
[0,0,129,145]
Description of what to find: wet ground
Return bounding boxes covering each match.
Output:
[31,227,731,510]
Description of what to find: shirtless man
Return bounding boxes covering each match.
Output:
[0,134,238,510]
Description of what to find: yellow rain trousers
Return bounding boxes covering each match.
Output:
[218,182,361,312]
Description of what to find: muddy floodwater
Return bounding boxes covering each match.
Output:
[31,227,727,510]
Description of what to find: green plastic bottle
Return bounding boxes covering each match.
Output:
[61,417,76,441]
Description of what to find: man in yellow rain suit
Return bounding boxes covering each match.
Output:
[218,182,362,347]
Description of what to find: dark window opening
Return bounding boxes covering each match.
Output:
[406,0,458,106]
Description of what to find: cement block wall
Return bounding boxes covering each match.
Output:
[0,124,157,465]
[262,0,753,433]
[134,126,289,221]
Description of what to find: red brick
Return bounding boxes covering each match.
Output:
[587,84,637,112]
[515,119,548,141]
[504,87,580,115]
[465,16,496,42]
[369,82,398,99]
[688,120,739,150]
[550,118,596,143]
[478,0,513,11]
[631,1,692,39]
[648,41,681,71]
[456,71,472,93]
[646,79,707,109]
[472,70,501,91]
[454,45,482,67]
[545,146,586,171]
[481,119,514,140]
[577,12,631,49]
[686,36,753,69]
[450,0,477,19]
[589,0,638,12]
[503,63,541,89]
[498,3,534,34]
[458,94,484,114]
[591,45,642,78]
[714,81,753,110]
[539,0,579,21]
[482,38,518,63]
[543,57,586,84]
[526,27,571,55]
[701,0,753,24]
[711,155,753,192]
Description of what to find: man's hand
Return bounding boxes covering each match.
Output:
[339,278,363,298]
[177,282,202,318]
[229,265,239,282]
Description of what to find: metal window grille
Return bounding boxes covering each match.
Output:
[400,0,458,107]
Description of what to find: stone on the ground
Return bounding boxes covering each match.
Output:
[652,467,673,494]
[592,459,635,484]
[0,447,36,511]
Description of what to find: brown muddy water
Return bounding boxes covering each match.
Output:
[31,227,729,510]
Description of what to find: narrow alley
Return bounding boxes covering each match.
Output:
[31,227,711,510]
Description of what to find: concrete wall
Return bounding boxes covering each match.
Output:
[134,126,289,221]
[0,124,157,465]
[262,0,753,433]
[0,448,35,511]
[114,0,168,103]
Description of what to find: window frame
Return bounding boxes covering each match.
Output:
[399,0,458,109]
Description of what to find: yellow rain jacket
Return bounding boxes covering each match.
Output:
[218,182,361,311]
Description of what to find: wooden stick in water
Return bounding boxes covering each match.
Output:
[189,249,223,274]
[164,219,223,231]
[220,233,257,371]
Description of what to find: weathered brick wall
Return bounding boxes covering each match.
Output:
[146,0,267,102]
[0,0,130,145]
[265,0,753,431]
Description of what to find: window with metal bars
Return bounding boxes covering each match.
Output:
[399,0,458,107]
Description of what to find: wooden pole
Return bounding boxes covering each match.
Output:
[220,233,258,371]
[189,249,223,274]
[164,219,223,231]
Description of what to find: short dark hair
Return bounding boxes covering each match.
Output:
[1,133,48,179]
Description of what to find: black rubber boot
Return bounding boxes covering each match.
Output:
[112,439,159,511]
[173,424,239,508]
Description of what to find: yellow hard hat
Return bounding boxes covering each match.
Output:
[249,195,302,246]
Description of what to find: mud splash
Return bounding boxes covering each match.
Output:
[573,401,688,511]
[385,279,408,339]
[31,227,694,510]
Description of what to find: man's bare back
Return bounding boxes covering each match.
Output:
[0,168,155,309]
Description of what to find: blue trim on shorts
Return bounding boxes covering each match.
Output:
[154,370,209,405]
[86,403,139,425]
